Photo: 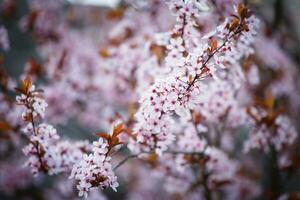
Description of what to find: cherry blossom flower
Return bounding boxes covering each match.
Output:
[244,112,297,153]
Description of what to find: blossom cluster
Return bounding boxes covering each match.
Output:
[16,83,48,120]
[130,2,260,155]
[14,77,121,198]
[244,107,297,153]
[15,78,91,175]
[70,138,119,198]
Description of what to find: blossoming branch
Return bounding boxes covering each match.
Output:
[1,0,299,199]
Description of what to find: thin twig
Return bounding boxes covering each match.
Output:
[113,154,139,170]
[25,95,48,173]
[186,25,244,92]
[113,150,206,171]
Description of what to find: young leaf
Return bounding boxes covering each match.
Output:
[209,39,218,53]
[15,77,33,95]
[96,132,110,140]
[112,123,125,138]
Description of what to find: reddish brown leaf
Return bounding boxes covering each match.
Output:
[25,58,43,76]
[96,132,110,140]
[229,18,240,32]
[112,123,125,138]
[188,74,193,83]
[99,48,110,58]
[210,39,218,53]
[150,44,166,62]
[192,111,202,124]
[237,3,245,17]
[106,8,124,20]
[265,91,274,109]
[0,121,12,131]
[237,3,251,19]
[20,77,33,94]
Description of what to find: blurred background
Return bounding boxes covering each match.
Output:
[1,0,300,199]
[1,0,300,77]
